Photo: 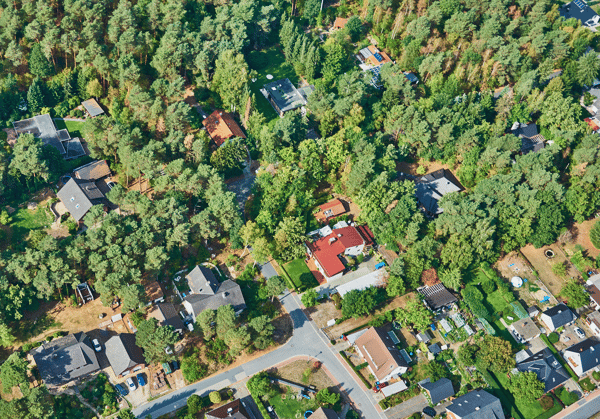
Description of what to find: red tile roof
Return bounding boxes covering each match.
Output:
[333,17,348,29]
[589,285,600,305]
[307,226,371,278]
[315,199,346,222]
[585,118,600,132]
[202,110,246,147]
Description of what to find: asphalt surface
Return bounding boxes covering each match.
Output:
[258,261,278,279]
[560,394,600,419]
[132,290,384,419]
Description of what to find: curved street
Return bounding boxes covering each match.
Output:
[133,290,384,419]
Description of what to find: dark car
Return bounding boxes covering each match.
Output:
[171,360,179,371]
[115,383,128,397]
[136,373,146,387]
[423,406,436,417]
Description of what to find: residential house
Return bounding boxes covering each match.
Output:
[354,327,408,383]
[414,169,462,216]
[206,399,249,419]
[418,283,458,311]
[403,71,419,84]
[587,274,600,310]
[57,160,114,222]
[308,408,339,419]
[564,338,600,376]
[416,330,433,343]
[516,348,570,392]
[81,98,104,117]
[540,303,576,332]
[510,122,546,155]
[419,377,455,405]
[105,334,146,377]
[30,332,100,387]
[305,225,374,281]
[356,45,393,70]
[560,0,600,28]
[183,265,246,319]
[445,390,504,419]
[262,78,315,116]
[202,110,246,147]
[148,302,185,334]
[332,17,348,30]
[13,114,86,159]
[314,199,347,223]
[587,311,600,337]
[510,318,541,343]
[144,281,165,304]
[428,343,442,356]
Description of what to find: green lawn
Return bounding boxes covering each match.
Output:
[247,46,298,126]
[580,377,596,391]
[283,259,319,291]
[269,387,320,419]
[54,119,86,138]
[8,205,54,243]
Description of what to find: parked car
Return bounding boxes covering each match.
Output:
[92,339,102,352]
[423,406,436,417]
[115,383,128,397]
[171,360,179,371]
[126,377,137,391]
[575,327,586,339]
[136,373,146,387]
[107,181,116,189]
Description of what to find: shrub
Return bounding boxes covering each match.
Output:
[591,220,600,249]
[593,371,600,381]
[539,395,554,410]
[356,254,364,263]
[209,391,221,404]
[548,332,559,344]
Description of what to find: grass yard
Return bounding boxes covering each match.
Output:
[269,386,319,419]
[282,259,319,291]
[580,377,596,392]
[8,204,54,244]
[54,119,86,139]
[247,47,298,126]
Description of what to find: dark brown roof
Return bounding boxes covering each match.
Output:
[309,407,339,419]
[206,399,248,419]
[144,281,164,302]
[73,160,111,181]
[148,303,185,332]
[202,110,246,147]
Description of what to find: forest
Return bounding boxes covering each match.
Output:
[0,0,599,415]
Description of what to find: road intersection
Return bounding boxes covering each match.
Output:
[133,290,385,418]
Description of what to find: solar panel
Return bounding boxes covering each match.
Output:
[374,53,383,62]
[574,0,585,9]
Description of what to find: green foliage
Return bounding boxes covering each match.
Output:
[591,220,600,250]
[0,353,29,393]
[560,280,589,309]
[135,318,179,364]
[315,388,340,406]
[552,262,567,277]
[301,289,320,307]
[548,333,559,344]
[395,299,433,332]
[461,285,490,320]
[209,391,222,404]
[181,350,208,383]
[477,335,516,373]
[508,371,545,403]
[341,287,386,319]
[247,372,272,397]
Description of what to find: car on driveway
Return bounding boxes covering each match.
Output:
[107,181,116,189]
[115,383,128,397]
[575,327,586,339]
[126,377,137,391]
[92,339,102,352]
[423,406,437,417]
[136,373,146,387]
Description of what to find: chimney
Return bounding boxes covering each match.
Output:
[227,407,233,416]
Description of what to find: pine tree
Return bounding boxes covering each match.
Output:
[591,220,600,249]
[578,52,600,87]
[27,78,46,113]
[28,43,52,78]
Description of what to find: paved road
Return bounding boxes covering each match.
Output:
[384,394,450,419]
[133,290,384,419]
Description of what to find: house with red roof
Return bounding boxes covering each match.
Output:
[332,17,348,30]
[202,110,246,147]
[314,199,347,223]
[306,225,374,281]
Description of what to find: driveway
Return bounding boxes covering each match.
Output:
[384,394,451,419]
[258,261,278,279]
[132,290,385,419]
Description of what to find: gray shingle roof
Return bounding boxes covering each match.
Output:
[517,348,570,393]
[415,169,462,215]
[73,160,111,181]
[149,302,185,332]
[186,265,220,295]
[446,390,504,419]
[82,99,104,117]
[13,114,65,154]
[560,0,600,27]
[420,378,455,405]
[541,303,576,330]
[105,334,145,376]
[418,283,458,310]
[263,78,313,114]
[185,280,246,318]
[57,178,105,221]
[31,332,100,386]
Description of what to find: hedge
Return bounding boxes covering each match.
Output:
[354,362,368,371]
[277,262,297,291]
[247,388,267,419]
[339,351,372,389]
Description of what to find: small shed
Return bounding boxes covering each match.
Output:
[81,99,104,117]
[440,318,453,333]
[527,306,540,318]
[381,380,408,397]
[428,343,441,355]
[76,283,94,304]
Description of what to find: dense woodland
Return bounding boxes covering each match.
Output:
[0,0,600,415]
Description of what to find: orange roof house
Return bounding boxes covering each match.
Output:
[357,45,392,68]
[333,17,348,30]
[202,110,246,147]
[314,199,346,222]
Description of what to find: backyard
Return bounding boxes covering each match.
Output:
[282,258,319,291]
[269,387,320,419]
[247,46,298,126]
[54,118,86,139]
